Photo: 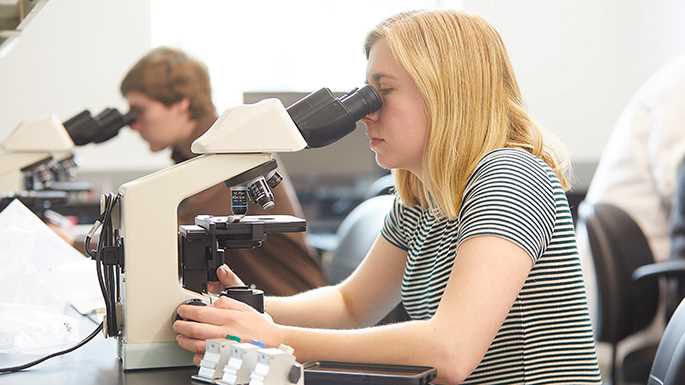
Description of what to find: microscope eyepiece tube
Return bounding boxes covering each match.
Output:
[286,85,383,148]
[339,85,383,122]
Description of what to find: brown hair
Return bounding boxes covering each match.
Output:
[120,47,215,120]
[365,10,570,218]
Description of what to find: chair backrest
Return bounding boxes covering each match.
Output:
[365,174,395,199]
[648,298,685,385]
[578,202,659,343]
[323,194,394,284]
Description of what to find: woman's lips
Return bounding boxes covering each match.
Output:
[369,138,384,148]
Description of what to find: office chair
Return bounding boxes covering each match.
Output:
[365,173,394,199]
[322,184,409,324]
[323,194,394,284]
[646,297,685,385]
[579,202,685,385]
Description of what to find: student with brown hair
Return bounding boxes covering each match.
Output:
[120,47,326,295]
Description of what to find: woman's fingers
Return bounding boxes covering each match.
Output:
[176,334,206,354]
[214,296,254,311]
[193,353,202,366]
[174,319,227,340]
[207,281,223,294]
[177,303,242,325]
[217,264,245,287]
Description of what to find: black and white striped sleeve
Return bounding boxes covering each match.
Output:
[456,150,557,263]
[381,195,409,251]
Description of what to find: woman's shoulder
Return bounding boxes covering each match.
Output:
[463,147,557,200]
[470,148,555,182]
[480,147,549,167]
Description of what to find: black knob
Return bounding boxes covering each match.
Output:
[220,286,264,313]
[176,298,207,321]
[288,364,302,383]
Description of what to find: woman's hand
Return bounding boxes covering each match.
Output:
[207,264,245,294]
[174,294,285,365]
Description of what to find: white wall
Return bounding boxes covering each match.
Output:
[462,0,685,162]
[0,0,169,172]
[151,0,685,165]
[150,0,459,113]
[3,1,682,173]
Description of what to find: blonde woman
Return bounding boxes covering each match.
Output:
[174,10,601,384]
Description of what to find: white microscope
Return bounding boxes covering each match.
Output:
[0,116,75,194]
[87,86,382,370]
[0,108,135,214]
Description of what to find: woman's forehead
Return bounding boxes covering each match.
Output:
[366,40,401,83]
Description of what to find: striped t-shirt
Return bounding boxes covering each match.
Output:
[381,148,601,384]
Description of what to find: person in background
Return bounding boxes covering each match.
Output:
[173,11,601,384]
[120,47,326,295]
[578,55,685,325]
[583,55,685,265]
[671,157,685,259]
[576,56,685,380]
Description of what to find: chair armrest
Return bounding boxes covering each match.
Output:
[632,260,685,283]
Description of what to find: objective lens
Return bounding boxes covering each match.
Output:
[248,177,275,210]
[266,171,283,189]
[231,186,249,215]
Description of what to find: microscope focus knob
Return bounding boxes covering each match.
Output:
[176,298,207,321]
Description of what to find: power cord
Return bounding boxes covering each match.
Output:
[0,193,121,374]
[85,193,121,336]
[0,323,103,374]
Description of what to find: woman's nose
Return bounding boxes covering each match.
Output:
[362,109,380,125]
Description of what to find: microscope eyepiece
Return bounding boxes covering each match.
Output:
[64,108,138,146]
[286,85,382,148]
[122,109,138,126]
[339,85,383,122]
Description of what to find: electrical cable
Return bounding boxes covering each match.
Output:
[0,193,121,374]
[0,323,103,374]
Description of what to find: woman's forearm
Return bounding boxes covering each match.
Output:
[265,284,361,329]
[278,319,465,385]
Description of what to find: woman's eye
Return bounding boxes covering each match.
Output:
[379,88,393,96]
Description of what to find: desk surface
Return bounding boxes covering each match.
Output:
[0,317,197,385]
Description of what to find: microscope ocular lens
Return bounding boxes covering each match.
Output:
[286,85,383,149]
[339,85,383,121]
[123,109,138,126]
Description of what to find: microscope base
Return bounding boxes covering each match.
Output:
[119,339,194,370]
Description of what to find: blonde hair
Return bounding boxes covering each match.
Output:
[365,10,570,219]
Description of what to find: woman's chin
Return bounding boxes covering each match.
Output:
[373,154,395,170]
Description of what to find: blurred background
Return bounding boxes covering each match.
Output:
[1,0,684,233]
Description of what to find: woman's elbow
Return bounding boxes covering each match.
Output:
[432,365,467,385]
[433,341,480,385]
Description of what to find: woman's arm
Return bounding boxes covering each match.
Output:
[276,236,532,384]
[215,236,407,329]
[176,235,532,385]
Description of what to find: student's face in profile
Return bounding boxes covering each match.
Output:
[126,91,190,152]
[362,38,428,176]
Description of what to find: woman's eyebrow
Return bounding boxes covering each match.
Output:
[367,73,397,84]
